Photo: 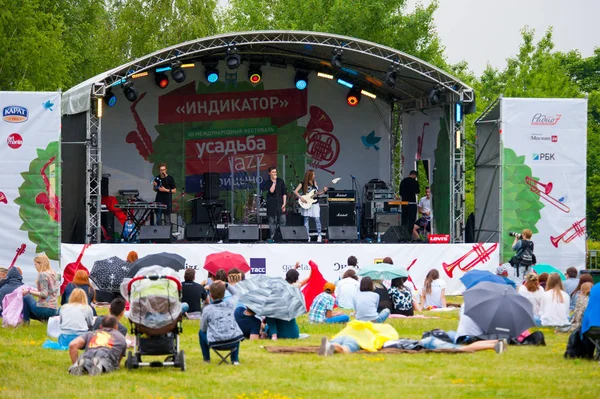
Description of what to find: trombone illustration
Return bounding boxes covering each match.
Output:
[525,176,570,213]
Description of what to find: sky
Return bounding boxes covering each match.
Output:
[407,0,600,75]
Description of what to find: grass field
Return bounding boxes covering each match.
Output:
[1,304,599,399]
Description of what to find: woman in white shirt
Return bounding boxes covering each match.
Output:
[517,273,545,325]
[420,269,446,309]
[335,269,359,309]
[539,273,570,327]
[57,288,94,347]
[353,277,390,323]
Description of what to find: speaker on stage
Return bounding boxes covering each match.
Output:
[280,226,309,242]
[382,225,412,243]
[228,225,259,242]
[139,225,172,243]
[329,203,355,226]
[185,224,214,241]
[203,172,220,200]
[101,212,114,242]
[328,226,358,241]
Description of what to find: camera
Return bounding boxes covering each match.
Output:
[508,231,522,239]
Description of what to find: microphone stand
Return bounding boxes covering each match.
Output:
[351,175,361,242]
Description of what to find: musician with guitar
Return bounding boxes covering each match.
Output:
[262,166,287,239]
[153,162,176,226]
[294,170,329,242]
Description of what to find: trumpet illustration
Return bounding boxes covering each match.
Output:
[525,176,570,213]
[550,218,586,248]
[442,243,499,278]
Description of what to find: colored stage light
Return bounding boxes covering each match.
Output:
[455,102,463,123]
[295,71,308,90]
[317,72,334,79]
[156,66,172,73]
[104,90,117,107]
[385,66,397,88]
[336,78,353,89]
[346,89,361,107]
[181,63,195,68]
[122,80,138,102]
[205,68,219,83]
[360,89,377,99]
[154,72,169,89]
[97,98,103,118]
[171,62,186,83]
[225,48,241,69]
[248,66,262,84]
[131,72,148,79]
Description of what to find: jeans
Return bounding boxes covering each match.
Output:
[325,314,350,323]
[303,216,321,236]
[331,336,361,353]
[199,330,240,362]
[376,309,390,323]
[420,336,459,350]
[268,214,286,238]
[22,294,58,322]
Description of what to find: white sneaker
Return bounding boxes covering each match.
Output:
[308,236,311,242]
[318,337,333,356]
[317,235,322,243]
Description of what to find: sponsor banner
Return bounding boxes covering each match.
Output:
[500,98,587,270]
[185,171,269,193]
[60,243,499,295]
[185,125,277,140]
[428,234,450,244]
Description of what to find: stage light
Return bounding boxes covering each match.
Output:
[346,88,361,107]
[385,65,397,88]
[104,90,117,107]
[360,89,377,99]
[171,61,186,83]
[225,48,241,69]
[122,80,138,102]
[455,102,463,123]
[317,72,334,79]
[331,49,343,69]
[181,63,195,68]
[456,129,461,149]
[154,72,169,89]
[131,72,148,79]
[336,78,353,89]
[205,67,219,83]
[97,98,103,118]
[156,66,171,73]
[248,65,262,84]
[295,71,308,90]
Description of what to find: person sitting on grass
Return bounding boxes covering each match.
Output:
[538,273,549,290]
[496,266,517,289]
[308,283,350,324]
[388,277,421,316]
[517,273,544,324]
[234,306,262,340]
[335,269,359,310]
[420,269,446,309]
[570,274,594,311]
[563,282,592,333]
[92,298,128,337]
[540,273,570,327]
[181,268,208,316]
[56,288,94,347]
[0,267,23,317]
[199,281,244,365]
[22,254,59,324]
[353,277,390,323]
[68,315,126,376]
[264,269,303,340]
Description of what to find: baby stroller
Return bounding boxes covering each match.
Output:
[125,273,185,371]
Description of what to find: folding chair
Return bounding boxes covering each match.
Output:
[210,338,243,365]
[585,326,600,361]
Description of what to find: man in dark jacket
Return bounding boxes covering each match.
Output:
[0,268,24,316]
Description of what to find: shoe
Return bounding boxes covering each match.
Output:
[318,337,333,356]
[494,339,507,354]
[203,359,211,364]
[232,361,241,366]
[68,358,85,376]
[88,357,103,376]
[317,235,322,243]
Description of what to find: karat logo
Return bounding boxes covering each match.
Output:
[249,258,266,274]
[533,153,555,161]
[531,113,561,126]
[7,133,23,149]
[3,106,28,123]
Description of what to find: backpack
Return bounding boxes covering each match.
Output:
[422,329,453,343]
[564,327,595,359]
[519,241,534,267]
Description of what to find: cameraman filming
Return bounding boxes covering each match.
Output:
[510,229,535,279]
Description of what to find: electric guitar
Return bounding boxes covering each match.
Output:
[298,178,341,210]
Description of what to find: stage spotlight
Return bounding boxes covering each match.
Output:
[331,49,343,69]
[205,67,219,83]
[225,48,241,69]
[122,80,138,102]
[317,72,334,79]
[295,71,308,90]
[154,72,169,89]
[428,87,442,106]
[171,62,186,83]
[248,65,262,84]
[346,88,361,107]
[360,89,377,99]
[336,78,353,89]
[385,66,397,88]
[104,90,117,107]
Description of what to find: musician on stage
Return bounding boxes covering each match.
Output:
[412,187,432,240]
[153,162,176,226]
[294,169,327,242]
[399,170,419,232]
[262,166,287,239]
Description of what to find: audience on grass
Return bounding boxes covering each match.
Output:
[264,268,302,340]
[22,254,59,324]
[181,268,208,315]
[563,267,579,297]
[0,267,23,316]
[496,266,517,289]
[55,288,94,347]
[353,277,390,323]
[68,315,126,376]
[234,306,262,340]
[538,273,549,290]
[308,283,350,324]
[420,269,446,309]
[335,269,359,310]
[388,277,420,316]
[62,270,96,315]
[566,282,593,333]
[539,273,570,327]
[338,255,359,280]
[518,273,544,322]
[126,251,139,264]
[581,283,600,340]
[570,273,594,311]
[0,267,8,285]
[92,298,128,337]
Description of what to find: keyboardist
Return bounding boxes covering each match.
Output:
[153,162,176,225]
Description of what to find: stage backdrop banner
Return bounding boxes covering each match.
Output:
[61,243,499,295]
[0,92,61,283]
[500,98,587,271]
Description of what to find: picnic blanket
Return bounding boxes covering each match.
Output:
[263,346,470,354]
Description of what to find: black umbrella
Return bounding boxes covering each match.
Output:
[90,256,130,292]
[463,281,535,337]
[127,252,186,277]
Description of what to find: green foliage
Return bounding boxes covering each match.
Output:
[432,113,450,234]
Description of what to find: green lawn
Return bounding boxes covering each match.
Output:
[0,308,598,399]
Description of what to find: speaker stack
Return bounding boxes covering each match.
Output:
[202,172,220,200]
[328,190,356,227]
[382,225,412,243]
[279,226,310,242]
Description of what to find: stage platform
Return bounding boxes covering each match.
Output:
[61,242,499,294]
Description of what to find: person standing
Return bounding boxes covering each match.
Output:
[294,169,328,242]
[262,166,287,239]
[399,170,420,232]
[153,162,176,226]
[511,229,535,279]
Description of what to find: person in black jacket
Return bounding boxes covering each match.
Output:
[262,166,287,239]
[399,170,420,232]
[181,268,208,314]
[153,162,177,226]
[0,268,23,316]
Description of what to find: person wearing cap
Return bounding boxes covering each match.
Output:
[496,266,516,289]
[308,283,350,324]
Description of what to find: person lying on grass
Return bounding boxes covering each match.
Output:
[308,283,350,324]
[68,315,126,376]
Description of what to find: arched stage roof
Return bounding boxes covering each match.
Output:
[62,31,474,116]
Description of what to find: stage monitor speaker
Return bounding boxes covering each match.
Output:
[328,226,358,241]
[329,203,355,226]
[185,224,214,241]
[228,225,259,241]
[139,225,171,243]
[375,213,401,234]
[382,225,412,243]
[203,172,220,200]
[280,226,309,241]
[100,212,114,242]
[191,199,221,224]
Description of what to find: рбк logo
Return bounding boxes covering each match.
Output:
[532,153,555,161]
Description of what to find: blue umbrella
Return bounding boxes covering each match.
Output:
[358,263,409,280]
[460,269,509,290]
